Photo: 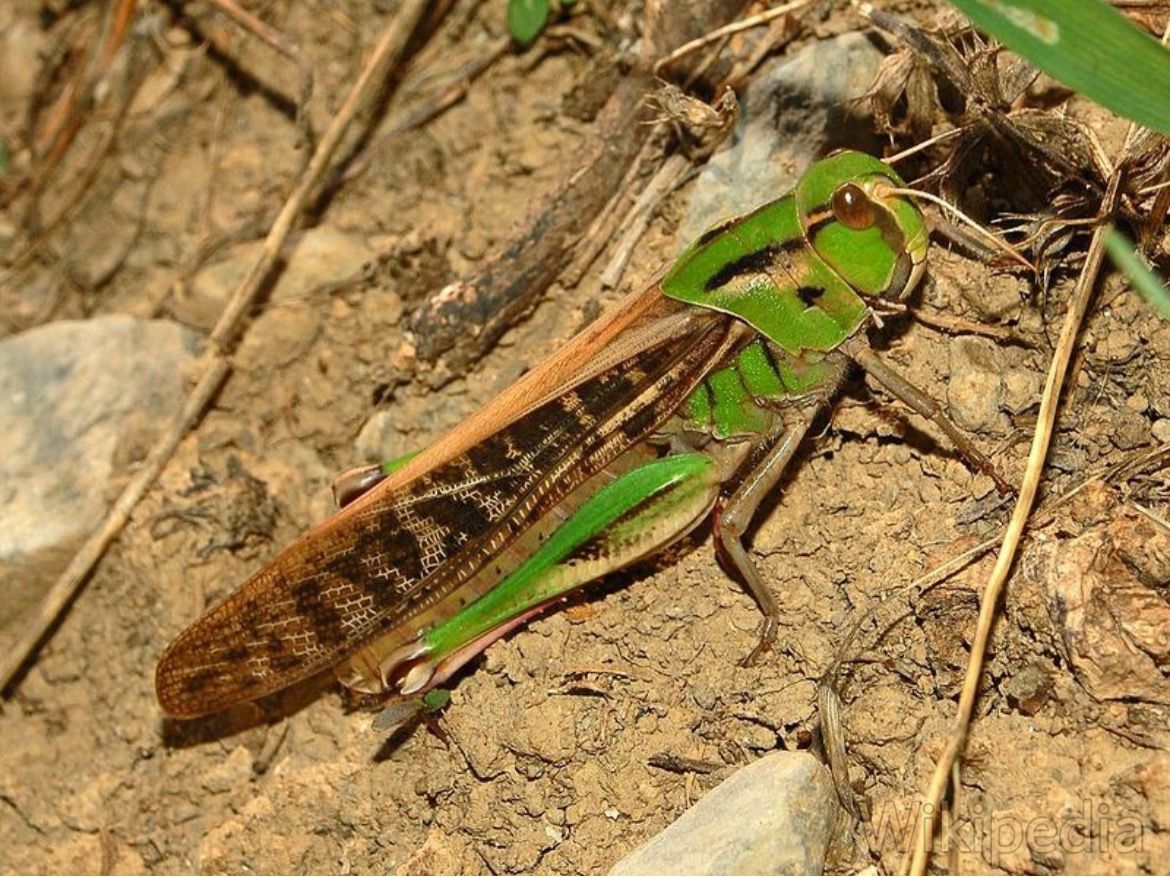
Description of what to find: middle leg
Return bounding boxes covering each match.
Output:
[714,402,822,664]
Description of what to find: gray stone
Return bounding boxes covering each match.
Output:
[0,316,200,635]
[682,33,884,241]
[609,752,839,876]
[946,337,1007,433]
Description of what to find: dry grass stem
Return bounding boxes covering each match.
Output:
[903,171,1124,875]
[652,0,815,75]
[600,154,693,289]
[885,127,967,164]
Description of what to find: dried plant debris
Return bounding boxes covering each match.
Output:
[862,7,1170,290]
[647,82,738,157]
[863,8,1096,185]
[1112,1,1170,35]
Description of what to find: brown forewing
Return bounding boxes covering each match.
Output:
[156,287,739,718]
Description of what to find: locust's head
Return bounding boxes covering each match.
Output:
[796,150,928,303]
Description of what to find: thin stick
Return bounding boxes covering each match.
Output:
[903,172,1123,875]
[0,0,141,286]
[562,134,667,287]
[0,0,432,694]
[885,127,966,165]
[1137,178,1170,195]
[652,0,815,75]
[335,36,510,189]
[600,153,692,288]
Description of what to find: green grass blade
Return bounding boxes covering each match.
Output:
[1105,227,1170,321]
[947,0,1170,134]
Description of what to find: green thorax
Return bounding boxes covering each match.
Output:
[662,151,928,357]
[684,340,842,439]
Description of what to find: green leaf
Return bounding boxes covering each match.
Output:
[1105,227,1170,321]
[947,0,1170,134]
[508,0,550,47]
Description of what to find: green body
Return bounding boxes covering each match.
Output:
[357,151,930,701]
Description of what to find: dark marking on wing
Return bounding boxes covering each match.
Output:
[703,380,716,413]
[703,239,801,292]
[797,286,825,308]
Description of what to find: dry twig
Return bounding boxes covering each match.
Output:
[1,0,145,285]
[903,171,1125,875]
[599,153,695,289]
[653,0,815,75]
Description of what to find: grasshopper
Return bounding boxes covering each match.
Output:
[156,151,1007,719]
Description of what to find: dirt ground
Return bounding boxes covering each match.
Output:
[1,1,1168,874]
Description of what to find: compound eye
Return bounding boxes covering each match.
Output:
[831,183,876,231]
